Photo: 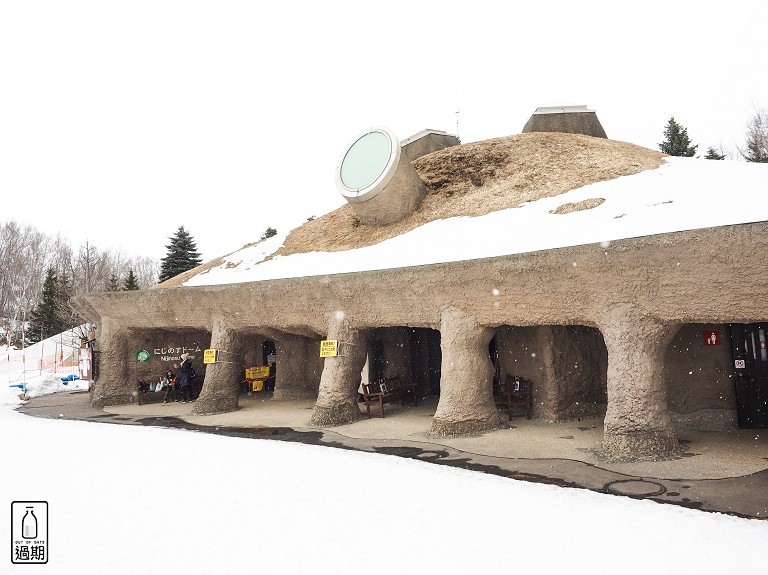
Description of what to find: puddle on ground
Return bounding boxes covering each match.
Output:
[371,445,578,488]
[130,416,353,450]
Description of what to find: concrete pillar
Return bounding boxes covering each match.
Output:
[192,318,244,415]
[272,335,319,400]
[430,308,504,437]
[309,314,368,427]
[91,317,133,407]
[599,304,679,458]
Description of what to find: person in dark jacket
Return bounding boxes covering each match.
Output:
[162,368,178,404]
[178,353,194,403]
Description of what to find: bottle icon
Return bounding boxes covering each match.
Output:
[22,507,37,539]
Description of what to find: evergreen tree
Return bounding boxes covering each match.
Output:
[106,273,120,292]
[158,226,202,283]
[57,270,75,328]
[26,268,69,343]
[704,147,726,160]
[123,269,139,291]
[261,227,278,240]
[659,116,698,157]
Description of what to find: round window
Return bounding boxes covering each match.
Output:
[339,130,393,191]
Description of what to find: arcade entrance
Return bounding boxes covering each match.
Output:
[729,323,768,428]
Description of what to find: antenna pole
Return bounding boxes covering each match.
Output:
[455,93,461,141]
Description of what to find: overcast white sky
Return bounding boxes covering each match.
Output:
[2,1,768,262]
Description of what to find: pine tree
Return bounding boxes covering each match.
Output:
[261,227,278,240]
[26,268,69,343]
[158,226,202,283]
[704,147,726,160]
[106,273,120,292]
[123,269,139,291]
[57,270,75,328]
[659,116,698,157]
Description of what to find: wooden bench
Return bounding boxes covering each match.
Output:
[362,375,419,418]
[494,374,533,420]
[135,380,173,405]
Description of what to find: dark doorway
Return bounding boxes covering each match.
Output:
[262,340,276,392]
[369,338,385,382]
[366,328,441,398]
[425,329,441,396]
[729,323,768,428]
[489,335,500,395]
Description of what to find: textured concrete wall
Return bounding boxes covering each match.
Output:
[129,328,209,385]
[598,304,678,458]
[309,314,368,427]
[272,335,322,400]
[73,222,768,457]
[349,132,460,226]
[522,111,607,138]
[90,318,132,407]
[351,156,426,226]
[401,132,460,162]
[496,326,551,416]
[431,308,503,437]
[665,323,736,430]
[549,326,607,420]
[496,325,606,421]
[192,318,245,415]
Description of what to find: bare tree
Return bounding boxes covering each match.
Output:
[0,222,52,341]
[740,108,768,163]
[75,240,111,293]
[130,255,160,288]
[1,219,160,342]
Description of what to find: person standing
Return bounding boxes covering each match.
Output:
[178,353,194,403]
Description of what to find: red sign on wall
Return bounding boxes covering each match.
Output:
[704,331,721,345]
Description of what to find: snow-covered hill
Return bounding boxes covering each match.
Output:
[183,156,768,287]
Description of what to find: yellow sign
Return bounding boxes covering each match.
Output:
[203,349,219,364]
[320,339,338,357]
[252,379,264,392]
[245,366,270,379]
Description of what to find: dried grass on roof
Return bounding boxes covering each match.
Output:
[550,197,606,214]
[276,132,664,256]
[158,131,664,288]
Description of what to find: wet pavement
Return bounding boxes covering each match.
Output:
[17,391,768,520]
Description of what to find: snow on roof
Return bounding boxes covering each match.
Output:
[183,157,768,287]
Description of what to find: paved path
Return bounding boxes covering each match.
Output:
[18,391,768,519]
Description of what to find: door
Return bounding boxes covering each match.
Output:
[729,323,768,428]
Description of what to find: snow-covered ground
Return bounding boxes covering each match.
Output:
[2,329,88,400]
[1,332,767,573]
[185,157,768,286]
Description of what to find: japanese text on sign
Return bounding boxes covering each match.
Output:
[11,502,48,565]
[203,349,219,364]
[246,366,270,379]
[320,340,338,357]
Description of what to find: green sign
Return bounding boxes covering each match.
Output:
[136,349,151,363]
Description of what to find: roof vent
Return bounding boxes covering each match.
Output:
[336,127,459,226]
[522,105,607,138]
